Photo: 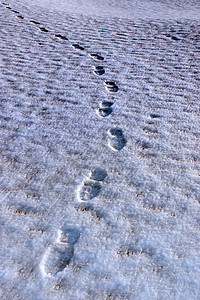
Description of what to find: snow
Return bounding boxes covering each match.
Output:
[0,0,200,299]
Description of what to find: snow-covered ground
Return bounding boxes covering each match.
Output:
[0,0,200,299]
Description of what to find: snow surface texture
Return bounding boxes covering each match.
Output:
[0,0,200,299]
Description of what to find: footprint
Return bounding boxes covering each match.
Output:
[71,44,84,50]
[77,168,107,202]
[89,168,107,181]
[107,128,126,151]
[93,66,105,76]
[39,27,48,33]
[11,10,19,14]
[30,20,40,25]
[97,101,113,117]
[97,107,112,117]
[6,6,11,9]
[150,113,161,119]
[89,53,104,61]
[104,81,119,92]
[55,34,68,40]
[100,101,113,108]
[77,180,101,202]
[171,36,180,41]
[40,225,80,277]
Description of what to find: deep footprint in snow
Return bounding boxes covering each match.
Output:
[89,53,104,61]
[100,101,114,108]
[39,27,48,33]
[150,113,161,119]
[30,20,40,25]
[17,15,24,19]
[11,10,19,14]
[96,101,113,117]
[77,168,107,202]
[89,168,107,181]
[77,180,101,202]
[97,107,112,117]
[108,128,126,151]
[71,44,85,50]
[55,34,68,40]
[104,81,119,92]
[40,225,80,277]
[171,35,181,41]
[93,66,105,75]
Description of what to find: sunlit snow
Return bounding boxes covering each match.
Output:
[0,0,200,299]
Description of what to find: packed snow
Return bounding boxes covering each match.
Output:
[0,0,200,299]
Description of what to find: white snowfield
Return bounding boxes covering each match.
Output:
[0,0,199,299]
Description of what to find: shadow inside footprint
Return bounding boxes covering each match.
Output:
[93,66,105,75]
[90,53,104,60]
[17,15,24,19]
[171,36,180,41]
[104,81,119,92]
[39,27,48,32]
[11,10,19,13]
[58,225,80,244]
[90,168,107,181]
[108,128,126,151]
[97,107,112,117]
[30,20,40,25]
[41,226,80,277]
[72,44,84,50]
[105,81,116,86]
[55,34,68,40]
[100,101,113,108]
[78,180,101,202]
[150,113,161,119]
